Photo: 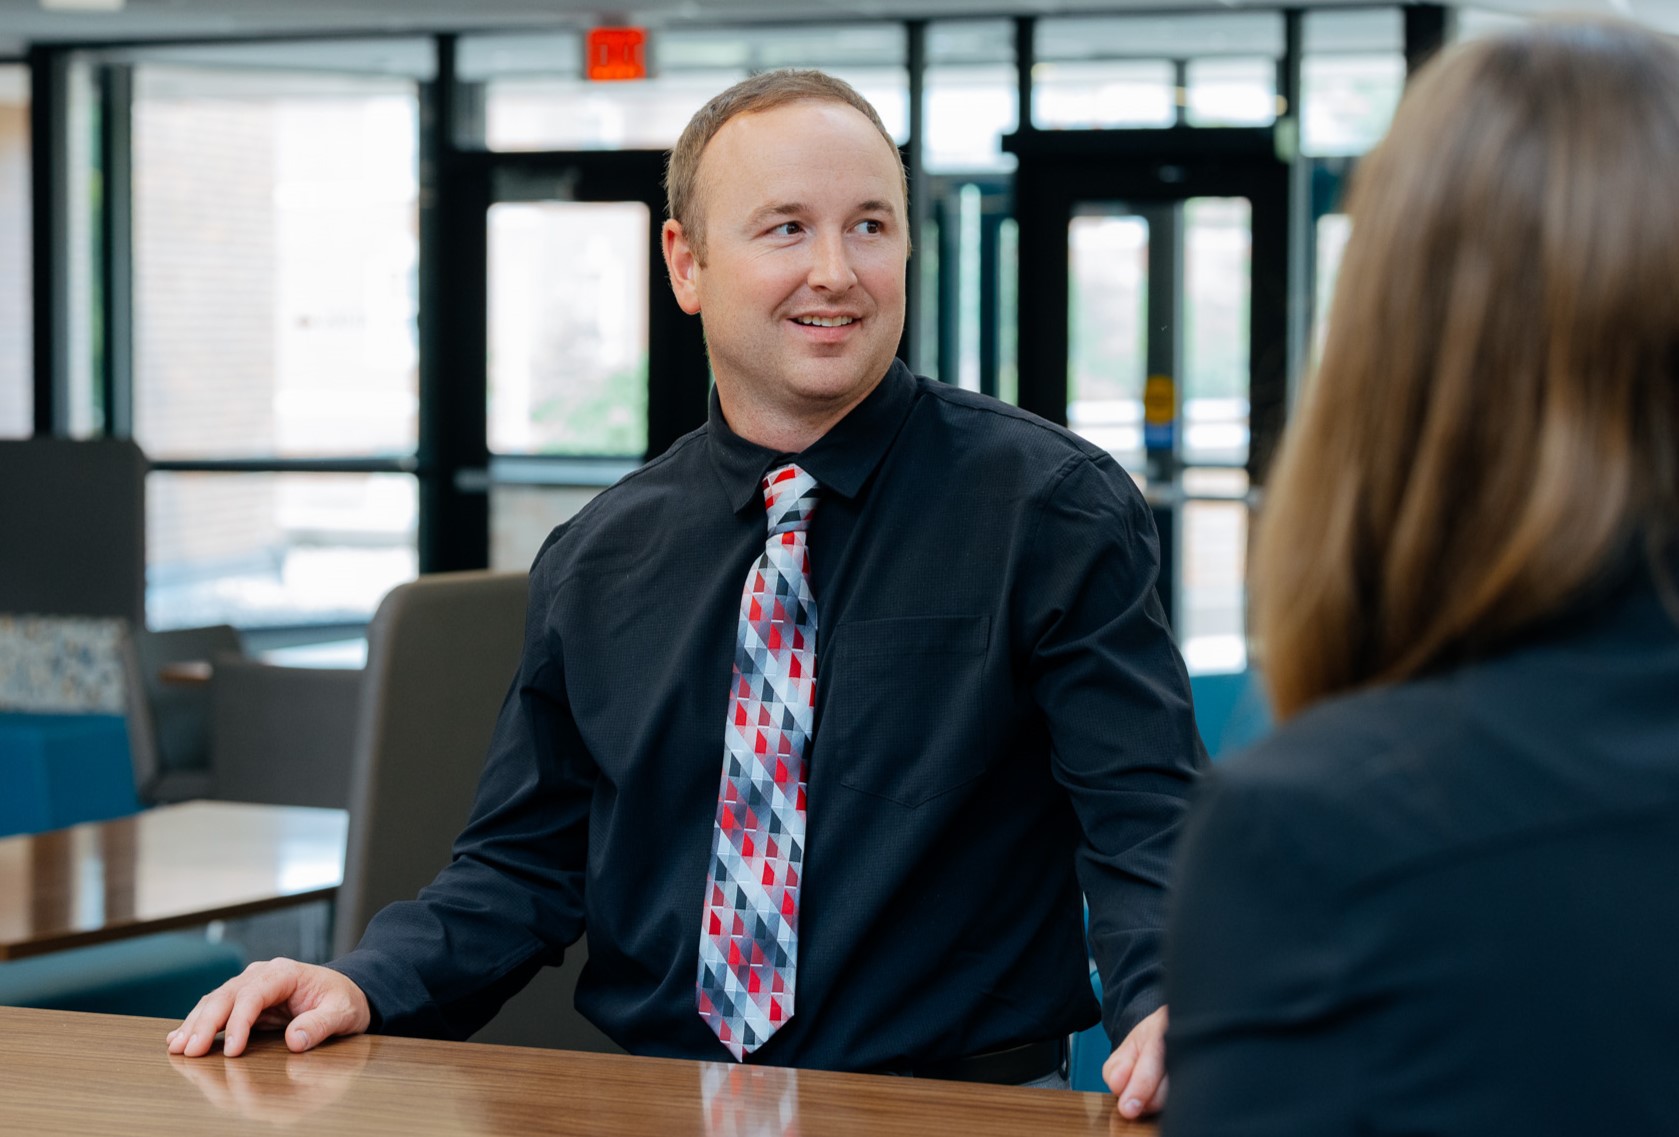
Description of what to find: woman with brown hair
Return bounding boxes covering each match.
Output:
[1162,19,1679,1135]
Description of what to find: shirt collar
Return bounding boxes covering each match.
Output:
[707,359,917,515]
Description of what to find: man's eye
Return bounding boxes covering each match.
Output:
[855,219,884,235]
[772,221,802,237]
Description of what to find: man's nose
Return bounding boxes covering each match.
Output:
[807,230,858,292]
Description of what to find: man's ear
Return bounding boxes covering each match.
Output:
[662,219,703,316]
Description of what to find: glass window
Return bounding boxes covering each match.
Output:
[0,65,28,438]
[117,42,428,631]
[1034,60,1175,130]
[997,217,1019,406]
[1182,198,1250,467]
[1179,467,1250,673]
[953,184,983,392]
[147,471,417,630]
[1067,210,1148,466]
[1302,9,1404,156]
[924,21,1016,174]
[1035,12,1283,130]
[65,57,100,437]
[130,64,420,461]
[487,201,649,458]
[914,214,940,379]
[465,26,908,152]
[1313,212,1353,361]
[1185,58,1277,127]
[490,483,605,571]
[1454,9,1530,42]
[1301,55,1404,155]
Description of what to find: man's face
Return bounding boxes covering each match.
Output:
[663,100,909,438]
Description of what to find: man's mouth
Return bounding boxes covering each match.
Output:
[792,316,857,327]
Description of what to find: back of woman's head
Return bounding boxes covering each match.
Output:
[1255,19,1679,719]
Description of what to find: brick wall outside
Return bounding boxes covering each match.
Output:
[134,92,282,569]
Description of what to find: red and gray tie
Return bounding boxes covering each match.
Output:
[697,463,819,1061]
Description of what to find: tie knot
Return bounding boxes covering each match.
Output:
[761,464,819,535]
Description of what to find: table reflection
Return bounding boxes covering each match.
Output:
[170,1040,372,1126]
[161,1028,1140,1137]
[700,1061,801,1137]
[6,1006,1147,1137]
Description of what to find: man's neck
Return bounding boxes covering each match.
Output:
[716,380,882,454]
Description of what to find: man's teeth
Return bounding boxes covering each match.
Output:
[794,316,856,327]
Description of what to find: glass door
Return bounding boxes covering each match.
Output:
[467,152,708,570]
[1066,198,1253,671]
[1009,126,1289,672]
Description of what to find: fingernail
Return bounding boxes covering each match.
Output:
[187,1034,200,1051]
[1124,1099,1143,1116]
[292,1030,309,1047]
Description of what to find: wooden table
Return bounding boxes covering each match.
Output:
[0,1005,1155,1136]
[0,801,347,960]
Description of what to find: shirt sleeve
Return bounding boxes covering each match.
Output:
[1162,767,1360,1136]
[328,527,599,1041]
[1021,452,1207,1042]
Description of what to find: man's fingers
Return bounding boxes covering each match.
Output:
[166,959,306,1058]
[1102,1037,1138,1095]
[169,986,237,1057]
[221,981,278,1058]
[1106,1006,1170,1119]
[1116,1045,1165,1119]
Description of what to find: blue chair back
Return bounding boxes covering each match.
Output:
[1189,668,1273,759]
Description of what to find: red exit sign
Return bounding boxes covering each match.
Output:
[586,27,650,81]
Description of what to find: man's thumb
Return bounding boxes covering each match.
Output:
[285,1007,348,1053]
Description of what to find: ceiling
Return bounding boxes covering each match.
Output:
[0,0,1672,60]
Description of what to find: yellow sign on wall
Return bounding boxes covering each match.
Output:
[1144,374,1175,450]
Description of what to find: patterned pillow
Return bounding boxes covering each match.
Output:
[0,615,130,714]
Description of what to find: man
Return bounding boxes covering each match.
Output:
[168,70,1203,1119]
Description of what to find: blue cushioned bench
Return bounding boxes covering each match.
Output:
[0,934,247,1018]
[1,708,243,1017]
[0,713,141,838]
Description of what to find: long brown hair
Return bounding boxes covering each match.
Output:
[1254,19,1679,719]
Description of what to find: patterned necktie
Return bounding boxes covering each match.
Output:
[698,463,820,1061]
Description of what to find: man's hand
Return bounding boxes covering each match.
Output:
[1103,1005,1168,1119]
[165,958,372,1058]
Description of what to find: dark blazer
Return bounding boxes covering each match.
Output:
[1164,563,1679,1135]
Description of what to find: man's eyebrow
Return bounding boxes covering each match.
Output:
[744,199,901,227]
[746,202,808,226]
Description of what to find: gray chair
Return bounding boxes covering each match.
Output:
[133,624,243,803]
[207,656,363,810]
[335,570,617,1053]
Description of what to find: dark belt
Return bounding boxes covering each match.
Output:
[907,1037,1066,1085]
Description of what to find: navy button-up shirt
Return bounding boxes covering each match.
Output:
[333,360,1206,1071]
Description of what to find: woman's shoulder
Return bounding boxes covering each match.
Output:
[1213,680,1462,805]
[1193,678,1484,894]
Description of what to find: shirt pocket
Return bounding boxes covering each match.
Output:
[820,614,993,809]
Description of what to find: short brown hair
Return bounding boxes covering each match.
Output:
[1252,18,1679,719]
[665,69,907,262]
